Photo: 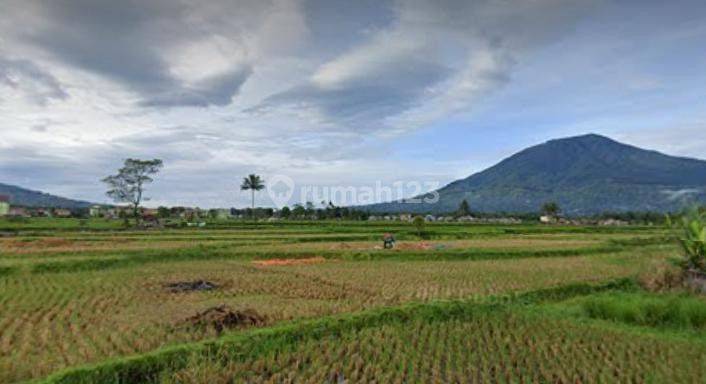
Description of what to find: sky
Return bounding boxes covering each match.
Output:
[1,0,705,208]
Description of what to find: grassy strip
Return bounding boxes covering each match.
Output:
[328,245,624,261]
[30,245,228,273]
[31,258,130,273]
[609,236,671,247]
[1,235,378,260]
[0,265,16,276]
[27,243,630,274]
[37,278,635,384]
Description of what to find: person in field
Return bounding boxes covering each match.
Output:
[383,233,396,249]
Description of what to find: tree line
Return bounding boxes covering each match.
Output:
[101,158,679,226]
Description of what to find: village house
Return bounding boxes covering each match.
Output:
[598,218,629,226]
[9,207,30,218]
[102,206,134,219]
[53,208,72,218]
[103,208,118,219]
[33,208,52,217]
[215,209,232,220]
[142,208,160,217]
[179,207,205,221]
[539,215,555,223]
[0,195,9,216]
[89,205,104,217]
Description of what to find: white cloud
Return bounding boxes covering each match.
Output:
[0,0,704,207]
[259,0,601,134]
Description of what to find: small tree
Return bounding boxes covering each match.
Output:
[280,206,291,219]
[240,174,265,211]
[292,204,305,218]
[305,201,315,218]
[102,158,163,225]
[457,199,471,217]
[412,215,425,238]
[157,206,170,219]
[541,201,560,217]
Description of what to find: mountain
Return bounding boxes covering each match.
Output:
[0,183,94,209]
[366,134,706,215]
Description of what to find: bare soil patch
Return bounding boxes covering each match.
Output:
[4,238,75,249]
[394,241,449,251]
[252,257,326,267]
[184,305,265,334]
[165,280,218,293]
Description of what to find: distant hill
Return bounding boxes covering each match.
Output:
[0,183,94,209]
[365,134,706,215]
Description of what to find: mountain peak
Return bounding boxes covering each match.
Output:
[545,133,625,149]
[551,133,611,142]
[367,134,706,215]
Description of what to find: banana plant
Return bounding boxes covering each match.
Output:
[667,208,706,272]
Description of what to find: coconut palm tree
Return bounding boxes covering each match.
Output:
[241,174,265,210]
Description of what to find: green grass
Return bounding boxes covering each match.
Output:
[580,292,706,330]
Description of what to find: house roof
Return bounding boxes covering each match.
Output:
[0,195,10,203]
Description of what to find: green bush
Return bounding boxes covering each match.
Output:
[582,292,706,329]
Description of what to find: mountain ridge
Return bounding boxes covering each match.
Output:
[365,134,706,215]
[0,183,94,209]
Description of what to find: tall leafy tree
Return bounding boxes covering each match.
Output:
[412,215,426,238]
[157,206,170,219]
[102,159,163,224]
[541,201,560,217]
[457,199,471,216]
[292,203,305,218]
[241,174,265,210]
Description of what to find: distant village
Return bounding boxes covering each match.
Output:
[0,195,233,221]
[0,195,75,218]
[0,193,640,227]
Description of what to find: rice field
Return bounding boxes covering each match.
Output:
[162,303,706,383]
[0,218,687,383]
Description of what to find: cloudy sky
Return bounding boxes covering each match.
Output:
[1,0,705,208]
